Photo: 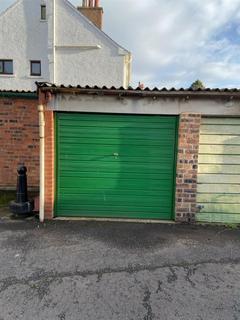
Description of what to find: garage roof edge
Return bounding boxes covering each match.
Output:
[36,82,240,99]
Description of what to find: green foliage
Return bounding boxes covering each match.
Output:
[190,80,205,90]
[0,191,15,207]
[0,190,38,207]
[224,223,239,230]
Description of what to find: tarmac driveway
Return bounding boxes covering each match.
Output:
[0,217,240,320]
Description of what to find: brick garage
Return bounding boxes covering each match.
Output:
[41,108,202,223]
[38,85,210,222]
[37,84,240,222]
[0,93,39,190]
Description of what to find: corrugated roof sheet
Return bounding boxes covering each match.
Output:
[0,89,36,93]
[0,90,37,99]
[36,82,240,98]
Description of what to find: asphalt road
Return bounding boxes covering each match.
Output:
[0,218,240,320]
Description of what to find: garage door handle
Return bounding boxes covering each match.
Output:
[113,153,119,157]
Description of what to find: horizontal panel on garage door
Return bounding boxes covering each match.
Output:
[197,117,240,224]
[55,113,178,220]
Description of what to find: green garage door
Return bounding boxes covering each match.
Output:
[55,113,178,220]
[197,118,240,223]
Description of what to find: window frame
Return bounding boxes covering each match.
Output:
[41,5,47,20]
[30,60,41,77]
[0,60,13,75]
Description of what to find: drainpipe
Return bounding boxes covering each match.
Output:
[38,104,45,223]
[53,0,56,83]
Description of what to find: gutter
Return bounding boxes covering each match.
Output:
[38,104,45,222]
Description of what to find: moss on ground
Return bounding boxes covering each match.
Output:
[0,191,16,207]
[0,190,38,207]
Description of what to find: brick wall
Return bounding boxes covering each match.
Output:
[44,110,55,219]
[175,113,201,223]
[78,7,103,29]
[0,96,39,190]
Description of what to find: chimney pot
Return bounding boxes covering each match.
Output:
[95,0,100,7]
[89,0,94,7]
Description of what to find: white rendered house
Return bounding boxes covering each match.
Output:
[0,0,132,91]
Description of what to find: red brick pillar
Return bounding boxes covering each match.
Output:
[44,110,55,219]
[175,113,201,223]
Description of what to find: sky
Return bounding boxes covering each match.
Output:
[1,0,240,88]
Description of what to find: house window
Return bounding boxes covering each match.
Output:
[41,5,46,20]
[0,60,13,75]
[30,61,41,76]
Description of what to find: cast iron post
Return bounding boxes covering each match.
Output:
[9,166,34,216]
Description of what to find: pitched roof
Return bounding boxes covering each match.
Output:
[0,0,21,19]
[0,0,130,56]
[63,0,130,55]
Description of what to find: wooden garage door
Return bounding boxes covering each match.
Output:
[55,113,178,220]
[197,118,240,223]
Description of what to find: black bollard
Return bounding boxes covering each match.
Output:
[9,166,34,216]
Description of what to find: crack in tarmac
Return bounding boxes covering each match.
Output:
[184,266,197,288]
[167,267,178,283]
[142,287,154,320]
[0,257,239,294]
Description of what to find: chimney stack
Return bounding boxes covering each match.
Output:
[78,0,103,29]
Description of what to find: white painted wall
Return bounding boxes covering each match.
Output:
[0,0,49,91]
[55,0,129,87]
[49,93,240,117]
[0,0,131,91]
